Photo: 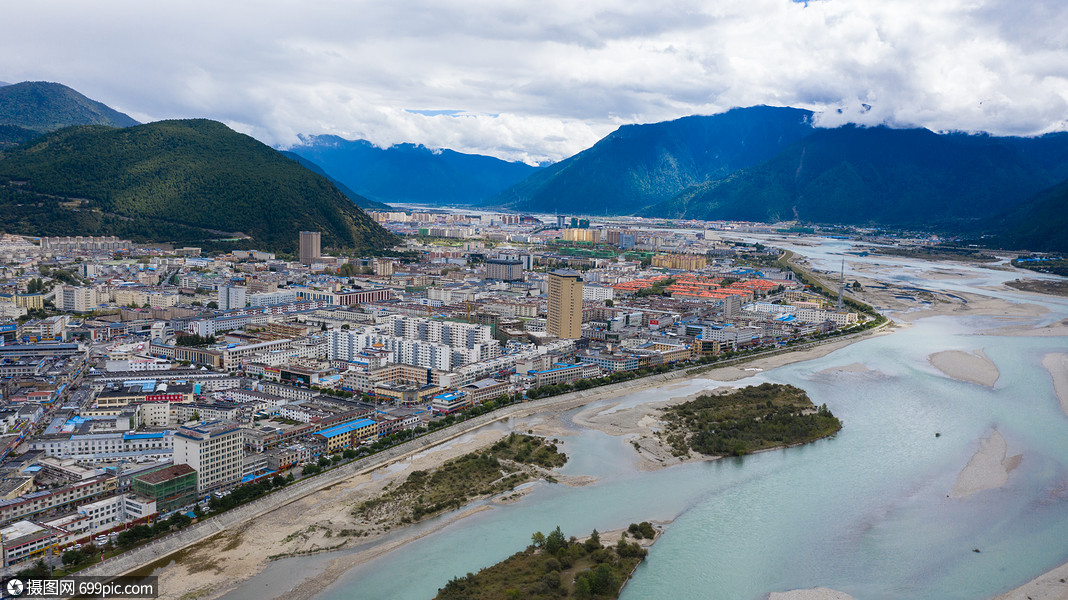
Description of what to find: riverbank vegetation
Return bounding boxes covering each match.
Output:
[1010,256,1068,277]
[1005,278,1068,297]
[661,383,842,457]
[434,525,650,600]
[354,433,566,526]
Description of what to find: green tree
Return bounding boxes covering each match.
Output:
[584,528,601,551]
[531,531,545,548]
[206,300,218,309]
[62,549,86,566]
[545,526,566,554]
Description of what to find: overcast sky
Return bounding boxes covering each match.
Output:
[4,0,1067,163]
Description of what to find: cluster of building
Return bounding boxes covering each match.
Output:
[0,213,869,569]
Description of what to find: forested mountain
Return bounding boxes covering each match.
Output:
[489,106,816,215]
[982,178,1068,252]
[289,136,541,205]
[280,151,391,210]
[0,124,39,149]
[0,81,139,133]
[645,126,1068,226]
[0,119,397,253]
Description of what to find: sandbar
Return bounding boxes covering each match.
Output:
[929,349,999,387]
[767,588,855,600]
[817,362,873,375]
[1041,353,1068,419]
[950,430,1021,499]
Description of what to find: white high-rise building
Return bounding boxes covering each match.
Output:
[54,285,103,313]
[216,286,247,311]
[173,421,242,493]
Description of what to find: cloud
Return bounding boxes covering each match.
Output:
[2,0,1066,162]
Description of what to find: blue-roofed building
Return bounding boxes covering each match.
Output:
[431,391,469,415]
[313,418,379,452]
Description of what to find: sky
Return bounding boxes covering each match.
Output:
[4,0,1068,164]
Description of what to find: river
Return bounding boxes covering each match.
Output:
[222,237,1068,600]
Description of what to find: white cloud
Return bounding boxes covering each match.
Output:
[2,0,1066,162]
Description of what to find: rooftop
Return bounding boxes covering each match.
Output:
[134,463,196,485]
[317,418,377,438]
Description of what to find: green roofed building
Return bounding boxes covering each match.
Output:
[131,464,198,513]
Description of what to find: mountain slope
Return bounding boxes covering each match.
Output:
[0,119,396,253]
[289,136,541,205]
[0,124,39,149]
[281,151,391,210]
[983,179,1068,252]
[647,126,1068,226]
[0,81,139,133]
[489,106,816,215]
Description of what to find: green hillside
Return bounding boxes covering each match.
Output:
[0,124,39,149]
[983,178,1068,252]
[0,81,139,133]
[647,126,1068,226]
[0,119,397,253]
[490,106,815,215]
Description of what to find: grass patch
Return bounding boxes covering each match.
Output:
[354,434,566,525]
[1005,278,1068,297]
[661,383,842,457]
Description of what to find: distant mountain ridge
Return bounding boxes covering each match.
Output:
[0,119,396,253]
[289,136,541,205]
[0,81,139,132]
[489,106,816,215]
[645,125,1068,227]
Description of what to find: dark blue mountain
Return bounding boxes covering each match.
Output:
[280,151,391,210]
[647,125,1068,227]
[982,178,1068,252]
[489,106,816,215]
[288,136,541,205]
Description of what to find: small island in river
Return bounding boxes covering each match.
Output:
[435,523,658,600]
[659,383,842,457]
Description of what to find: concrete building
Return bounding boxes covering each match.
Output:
[582,285,615,302]
[562,228,600,243]
[484,259,524,281]
[547,269,583,339]
[299,231,322,265]
[55,285,104,313]
[131,464,198,513]
[217,286,247,311]
[173,421,243,493]
[313,418,378,452]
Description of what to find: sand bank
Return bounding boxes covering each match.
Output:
[767,588,855,600]
[817,362,876,375]
[979,318,1068,338]
[154,429,509,600]
[1041,353,1068,419]
[929,349,999,387]
[992,561,1068,600]
[951,430,1021,499]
